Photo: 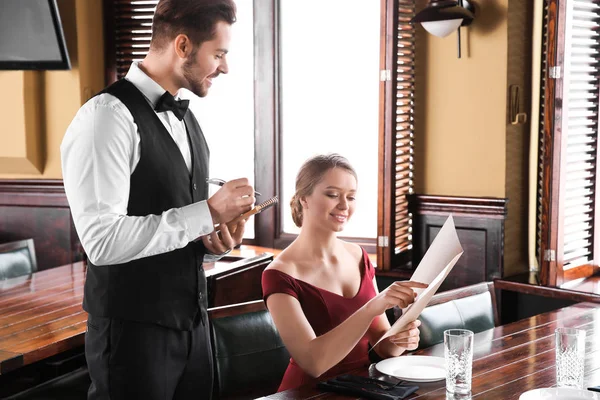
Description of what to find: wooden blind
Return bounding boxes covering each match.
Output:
[394,0,415,255]
[561,0,600,269]
[538,0,600,286]
[105,0,158,83]
[536,0,551,266]
[377,0,415,270]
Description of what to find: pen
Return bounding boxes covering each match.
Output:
[206,178,261,197]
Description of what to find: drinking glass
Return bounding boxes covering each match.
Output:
[444,329,474,395]
[555,327,586,388]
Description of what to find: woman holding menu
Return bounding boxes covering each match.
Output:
[261,154,427,391]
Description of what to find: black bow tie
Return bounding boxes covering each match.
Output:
[155,91,190,121]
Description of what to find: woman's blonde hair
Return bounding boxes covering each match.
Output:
[290,154,357,227]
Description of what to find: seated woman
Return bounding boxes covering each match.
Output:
[262,154,427,391]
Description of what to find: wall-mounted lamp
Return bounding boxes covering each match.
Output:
[411,0,475,58]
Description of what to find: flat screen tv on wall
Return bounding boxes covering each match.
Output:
[0,0,71,70]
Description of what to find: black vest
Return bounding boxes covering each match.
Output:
[82,79,210,331]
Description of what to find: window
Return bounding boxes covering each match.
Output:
[537,0,600,286]
[279,0,380,239]
[104,0,417,269]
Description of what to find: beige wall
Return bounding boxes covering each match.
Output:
[0,0,104,179]
[414,0,509,198]
[0,73,28,158]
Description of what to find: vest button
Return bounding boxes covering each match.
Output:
[198,292,203,300]
[193,183,197,191]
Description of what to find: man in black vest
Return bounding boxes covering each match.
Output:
[60,0,251,398]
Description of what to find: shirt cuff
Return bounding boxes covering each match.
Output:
[181,200,214,240]
[203,249,231,263]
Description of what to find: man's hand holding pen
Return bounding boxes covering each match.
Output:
[206,177,255,224]
[203,177,256,255]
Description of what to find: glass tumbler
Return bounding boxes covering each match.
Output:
[555,327,586,388]
[444,329,474,396]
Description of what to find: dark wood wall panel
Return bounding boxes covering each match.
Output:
[409,195,508,292]
[0,180,83,271]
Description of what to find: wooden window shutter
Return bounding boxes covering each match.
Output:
[104,0,158,84]
[377,0,415,270]
[538,0,600,286]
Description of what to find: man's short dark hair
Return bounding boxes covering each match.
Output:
[151,0,236,50]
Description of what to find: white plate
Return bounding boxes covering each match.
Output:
[519,388,600,400]
[375,355,446,382]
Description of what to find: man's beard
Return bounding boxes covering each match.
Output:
[183,58,208,97]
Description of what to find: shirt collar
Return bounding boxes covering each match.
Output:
[124,61,172,107]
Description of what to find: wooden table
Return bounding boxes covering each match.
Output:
[0,252,274,375]
[265,302,600,399]
[0,262,86,375]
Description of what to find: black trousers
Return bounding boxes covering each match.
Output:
[85,313,213,400]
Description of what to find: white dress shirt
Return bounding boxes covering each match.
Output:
[61,62,216,266]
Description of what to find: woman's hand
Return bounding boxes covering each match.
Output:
[387,320,421,352]
[365,281,428,318]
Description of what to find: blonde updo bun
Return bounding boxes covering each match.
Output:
[290,153,357,228]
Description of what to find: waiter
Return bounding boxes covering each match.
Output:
[60,0,250,398]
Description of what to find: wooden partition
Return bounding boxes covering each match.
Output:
[408,194,508,292]
[0,180,83,271]
[205,253,273,308]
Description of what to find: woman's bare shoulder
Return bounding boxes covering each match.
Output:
[264,247,298,275]
[339,240,364,262]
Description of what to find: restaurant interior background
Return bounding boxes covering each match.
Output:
[0,0,599,398]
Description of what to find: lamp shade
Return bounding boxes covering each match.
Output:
[421,19,463,37]
[411,0,475,35]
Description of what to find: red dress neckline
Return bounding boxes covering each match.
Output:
[263,249,369,300]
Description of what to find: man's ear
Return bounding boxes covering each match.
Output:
[173,34,193,59]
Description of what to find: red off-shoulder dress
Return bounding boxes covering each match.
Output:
[261,247,378,391]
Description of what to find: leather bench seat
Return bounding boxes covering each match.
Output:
[418,289,495,349]
[0,239,37,280]
[387,282,498,350]
[210,300,289,399]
